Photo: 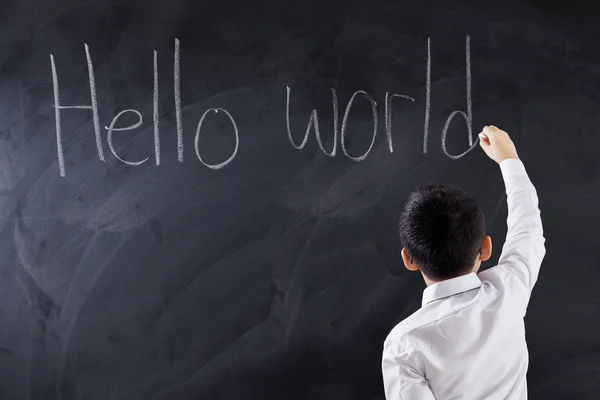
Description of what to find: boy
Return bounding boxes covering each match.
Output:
[382,126,546,399]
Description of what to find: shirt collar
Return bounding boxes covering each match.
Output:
[422,272,482,307]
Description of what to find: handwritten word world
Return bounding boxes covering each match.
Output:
[50,36,475,177]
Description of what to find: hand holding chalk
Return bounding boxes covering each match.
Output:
[478,125,519,164]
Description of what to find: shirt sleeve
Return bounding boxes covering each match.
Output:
[382,338,436,400]
[496,158,546,297]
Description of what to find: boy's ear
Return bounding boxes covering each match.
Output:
[401,248,420,271]
[479,236,492,261]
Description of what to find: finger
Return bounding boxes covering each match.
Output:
[481,126,497,141]
[478,132,490,146]
[480,127,491,140]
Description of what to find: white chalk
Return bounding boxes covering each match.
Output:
[285,86,338,157]
[441,35,476,160]
[106,109,149,166]
[194,107,239,169]
[174,38,183,162]
[423,37,431,154]
[385,92,415,154]
[153,49,160,166]
[340,90,378,162]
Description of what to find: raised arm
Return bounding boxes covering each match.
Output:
[479,126,546,295]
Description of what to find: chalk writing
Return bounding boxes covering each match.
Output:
[106,109,148,166]
[174,38,183,163]
[423,37,431,154]
[154,50,160,165]
[385,92,415,153]
[194,108,239,169]
[50,44,105,178]
[285,86,338,157]
[49,36,476,177]
[340,91,378,162]
[86,44,104,164]
[441,35,478,159]
[50,54,65,177]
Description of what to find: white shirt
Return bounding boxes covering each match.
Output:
[382,159,546,400]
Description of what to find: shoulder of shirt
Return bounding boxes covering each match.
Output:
[384,307,438,347]
[384,268,513,347]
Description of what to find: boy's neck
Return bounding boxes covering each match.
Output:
[423,273,441,287]
[422,269,478,287]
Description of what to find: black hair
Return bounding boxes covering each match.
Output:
[399,184,486,281]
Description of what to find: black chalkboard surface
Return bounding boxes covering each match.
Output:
[1,0,599,399]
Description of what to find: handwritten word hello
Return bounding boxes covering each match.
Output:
[50,36,475,177]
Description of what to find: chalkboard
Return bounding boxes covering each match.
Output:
[1,0,599,399]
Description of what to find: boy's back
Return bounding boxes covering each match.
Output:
[382,127,545,399]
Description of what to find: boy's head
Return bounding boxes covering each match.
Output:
[399,184,492,285]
